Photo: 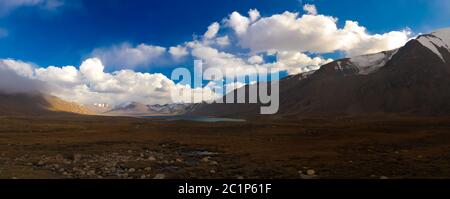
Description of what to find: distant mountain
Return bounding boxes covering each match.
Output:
[148,104,195,115]
[189,28,450,118]
[106,102,150,116]
[0,93,95,116]
[0,93,193,117]
[85,103,112,114]
[105,102,193,116]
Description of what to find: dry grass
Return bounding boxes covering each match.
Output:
[1,115,450,179]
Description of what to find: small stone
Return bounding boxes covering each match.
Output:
[209,161,218,165]
[210,170,216,174]
[201,157,210,162]
[153,174,166,179]
[62,172,69,176]
[380,176,389,179]
[176,158,183,162]
[128,168,135,173]
[37,160,45,166]
[148,156,156,161]
[140,175,146,179]
[306,169,316,176]
[128,150,133,154]
[73,154,82,162]
[55,154,64,160]
[300,174,317,179]
[144,167,152,171]
[237,176,244,179]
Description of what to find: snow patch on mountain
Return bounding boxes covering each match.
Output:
[417,28,450,62]
[349,49,398,75]
[335,61,343,71]
[148,104,193,114]
[114,101,139,110]
[104,101,194,116]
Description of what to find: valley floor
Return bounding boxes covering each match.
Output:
[1,114,450,179]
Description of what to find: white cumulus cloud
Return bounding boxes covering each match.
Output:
[215,35,230,47]
[303,4,318,15]
[248,9,260,22]
[227,8,411,57]
[204,22,220,39]
[226,11,250,35]
[0,59,47,94]
[91,43,166,69]
[274,51,333,74]
[1,4,418,108]
[0,58,219,106]
[248,55,264,64]
[169,45,189,59]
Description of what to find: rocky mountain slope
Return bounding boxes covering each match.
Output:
[189,28,450,118]
[0,93,94,116]
[105,102,193,116]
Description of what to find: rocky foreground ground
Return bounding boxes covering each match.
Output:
[1,115,450,179]
[1,143,225,179]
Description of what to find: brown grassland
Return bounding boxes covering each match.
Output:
[1,114,450,179]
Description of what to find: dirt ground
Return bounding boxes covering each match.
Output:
[1,114,450,179]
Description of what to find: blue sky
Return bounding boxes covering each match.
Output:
[0,0,449,105]
[1,0,449,72]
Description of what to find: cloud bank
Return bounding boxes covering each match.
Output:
[0,58,219,106]
[0,59,45,94]
[228,10,410,56]
[1,4,413,106]
[91,43,167,70]
[89,5,410,75]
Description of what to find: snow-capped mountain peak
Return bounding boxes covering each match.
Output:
[417,28,450,62]
[348,49,399,75]
[320,49,398,77]
[116,101,137,109]
[102,102,194,116]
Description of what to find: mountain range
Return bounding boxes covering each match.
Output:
[1,28,449,118]
[0,93,94,116]
[190,28,450,118]
[103,102,194,116]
